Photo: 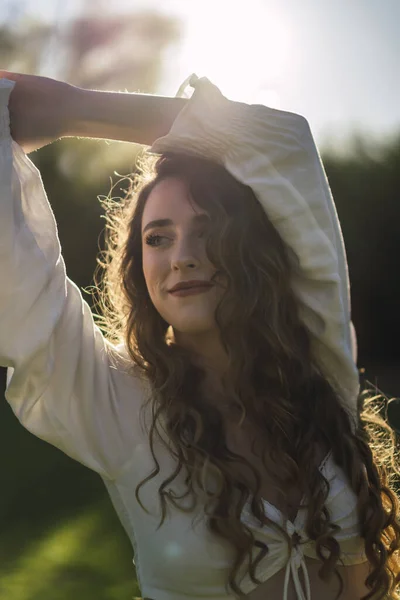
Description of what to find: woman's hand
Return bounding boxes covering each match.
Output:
[0,70,80,153]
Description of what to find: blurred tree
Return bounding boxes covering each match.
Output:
[324,133,400,371]
[1,0,182,179]
[65,3,180,92]
[0,17,53,74]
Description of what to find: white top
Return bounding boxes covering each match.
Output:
[0,79,367,600]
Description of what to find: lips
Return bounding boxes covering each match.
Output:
[168,280,213,293]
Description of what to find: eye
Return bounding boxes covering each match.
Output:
[144,233,168,247]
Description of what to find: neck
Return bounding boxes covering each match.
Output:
[172,329,229,381]
[172,329,241,419]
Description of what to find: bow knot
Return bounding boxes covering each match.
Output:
[291,544,304,570]
[282,523,311,600]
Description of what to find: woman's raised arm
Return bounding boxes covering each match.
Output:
[0,77,149,481]
[0,70,187,152]
[69,86,188,146]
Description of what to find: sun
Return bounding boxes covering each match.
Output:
[164,0,291,108]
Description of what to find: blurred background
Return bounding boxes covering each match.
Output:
[0,0,399,598]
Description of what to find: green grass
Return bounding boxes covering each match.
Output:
[0,498,141,600]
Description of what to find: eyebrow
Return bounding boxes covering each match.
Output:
[142,214,209,235]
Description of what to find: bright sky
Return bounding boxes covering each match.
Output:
[2,0,399,152]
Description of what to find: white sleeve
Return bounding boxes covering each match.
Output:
[0,79,145,481]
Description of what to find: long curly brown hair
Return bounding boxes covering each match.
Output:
[93,152,400,599]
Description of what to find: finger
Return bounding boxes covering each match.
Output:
[0,70,21,81]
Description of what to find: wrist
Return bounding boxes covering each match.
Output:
[63,86,94,139]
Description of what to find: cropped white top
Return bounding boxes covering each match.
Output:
[0,79,367,599]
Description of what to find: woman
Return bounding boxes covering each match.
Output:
[0,71,399,600]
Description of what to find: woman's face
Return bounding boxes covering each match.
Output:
[141,176,224,336]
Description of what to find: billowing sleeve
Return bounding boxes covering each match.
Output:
[0,79,145,481]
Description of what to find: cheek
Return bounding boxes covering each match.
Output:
[142,255,154,293]
[142,251,167,297]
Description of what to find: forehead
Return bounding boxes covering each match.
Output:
[142,177,207,224]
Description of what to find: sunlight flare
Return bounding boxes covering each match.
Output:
[168,0,291,108]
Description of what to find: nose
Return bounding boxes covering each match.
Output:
[170,235,201,271]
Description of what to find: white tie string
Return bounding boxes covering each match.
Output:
[283,522,311,600]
